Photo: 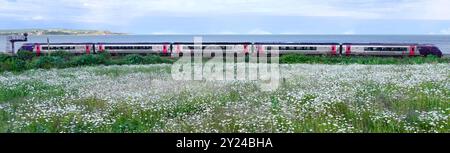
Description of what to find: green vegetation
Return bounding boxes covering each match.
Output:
[1,51,449,72]
[0,51,176,72]
[280,54,450,64]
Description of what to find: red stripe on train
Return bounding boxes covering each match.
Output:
[346,45,351,56]
[331,45,337,55]
[99,44,104,52]
[163,44,168,54]
[243,44,249,54]
[36,44,41,56]
[86,45,91,54]
[409,46,415,56]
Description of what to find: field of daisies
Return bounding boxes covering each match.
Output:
[0,63,448,133]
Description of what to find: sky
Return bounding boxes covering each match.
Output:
[1,0,450,35]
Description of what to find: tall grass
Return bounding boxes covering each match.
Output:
[0,51,177,72]
[1,51,449,72]
[280,54,450,64]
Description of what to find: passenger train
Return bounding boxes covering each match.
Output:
[19,42,443,57]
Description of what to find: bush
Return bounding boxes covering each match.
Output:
[70,54,108,66]
[50,50,73,59]
[145,55,175,64]
[279,54,449,65]
[17,50,35,61]
[125,54,145,64]
[0,57,26,72]
[0,54,11,62]
[32,56,65,69]
[96,51,112,60]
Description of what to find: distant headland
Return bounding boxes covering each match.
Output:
[0,29,126,36]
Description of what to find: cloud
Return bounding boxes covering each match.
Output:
[440,28,450,34]
[2,0,450,25]
[343,30,356,35]
[1,0,450,34]
[31,15,44,21]
[217,31,239,35]
[150,31,187,35]
[248,29,272,35]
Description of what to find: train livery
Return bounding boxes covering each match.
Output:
[19,42,443,57]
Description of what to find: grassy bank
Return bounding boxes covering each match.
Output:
[1,51,449,72]
[0,64,448,133]
[279,54,449,64]
[0,51,176,72]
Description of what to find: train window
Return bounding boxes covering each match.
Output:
[364,47,373,51]
[398,48,407,51]
[383,48,392,51]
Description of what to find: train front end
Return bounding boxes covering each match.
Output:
[418,45,443,57]
[19,43,35,52]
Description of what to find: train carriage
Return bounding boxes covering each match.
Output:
[171,42,252,57]
[22,43,95,55]
[96,43,170,55]
[254,43,340,55]
[342,43,419,56]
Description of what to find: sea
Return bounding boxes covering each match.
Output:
[1,35,450,55]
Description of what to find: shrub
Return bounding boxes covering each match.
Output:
[0,54,11,62]
[145,55,174,64]
[125,54,145,64]
[17,50,35,61]
[32,56,65,69]
[96,51,112,60]
[279,54,449,65]
[0,57,26,72]
[71,55,97,66]
[70,54,108,66]
[50,50,73,59]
